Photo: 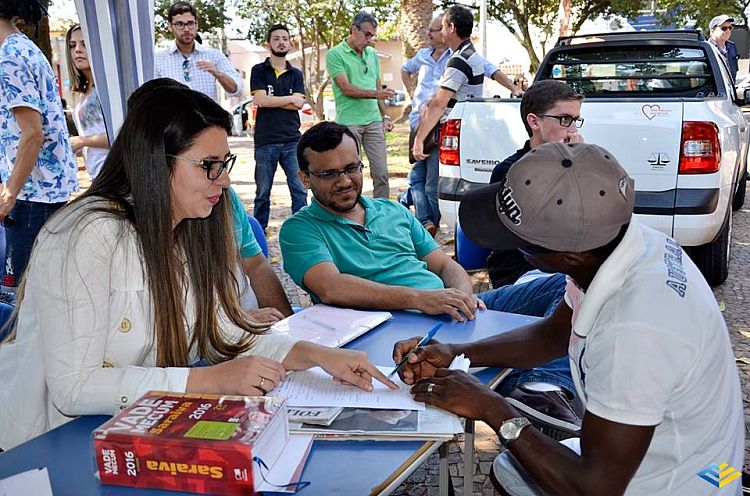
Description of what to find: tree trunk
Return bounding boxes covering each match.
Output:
[399,0,432,60]
[398,0,432,123]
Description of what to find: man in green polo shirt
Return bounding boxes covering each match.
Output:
[279,121,483,322]
[326,11,395,200]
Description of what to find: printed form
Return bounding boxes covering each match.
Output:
[274,366,425,411]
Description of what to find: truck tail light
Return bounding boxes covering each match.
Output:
[679,121,720,174]
[439,119,461,166]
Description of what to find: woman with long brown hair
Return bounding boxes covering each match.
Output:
[65,24,109,178]
[0,78,394,449]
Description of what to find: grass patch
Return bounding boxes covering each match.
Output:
[386,122,412,176]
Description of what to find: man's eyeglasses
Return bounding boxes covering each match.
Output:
[305,163,365,182]
[537,114,585,128]
[182,58,190,82]
[172,20,197,30]
[427,28,442,34]
[720,25,734,32]
[517,245,553,257]
[361,58,369,74]
[168,153,237,180]
[357,26,376,39]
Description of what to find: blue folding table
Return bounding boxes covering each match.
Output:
[0,309,536,495]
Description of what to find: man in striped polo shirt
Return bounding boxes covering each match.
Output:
[412,5,484,161]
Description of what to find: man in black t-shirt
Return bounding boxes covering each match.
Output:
[486,80,585,287]
[250,24,308,230]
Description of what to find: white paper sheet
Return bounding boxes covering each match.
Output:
[0,468,53,496]
[448,354,471,372]
[256,434,314,493]
[274,366,425,411]
[271,305,392,347]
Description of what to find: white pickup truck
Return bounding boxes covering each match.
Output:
[439,30,749,285]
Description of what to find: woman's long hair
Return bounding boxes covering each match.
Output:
[64,24,88,93]
[21,79,266,365]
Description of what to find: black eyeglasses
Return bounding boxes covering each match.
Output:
[182,58,190,82]
[720,25,733,31]
[361,58,369,74]
[517,245,553,257]
[356,25,376,39]
[305,162,364,182]
[172,20,197,30]
[537,114,584,128]
[168,153,237,180]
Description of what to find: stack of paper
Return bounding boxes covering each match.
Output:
[274,356,471,441]
[270,305,392,347]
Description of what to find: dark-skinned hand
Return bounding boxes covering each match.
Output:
[411,369,502,421]
[392,337,454,384]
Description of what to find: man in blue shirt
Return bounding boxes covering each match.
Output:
[401,13,522,235]
[708,15,739,81]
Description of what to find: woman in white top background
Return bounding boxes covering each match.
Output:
[0,78,394,449]
[65,24,109,179]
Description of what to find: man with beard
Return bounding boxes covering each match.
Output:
[154,1,242,103]
[279,121,483,321]
[249,23,308,231]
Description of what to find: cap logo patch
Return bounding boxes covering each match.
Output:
[496,178,522,225]
[618,177,629,200]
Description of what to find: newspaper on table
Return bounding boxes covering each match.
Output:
[287,406,344,426]
[286,355,472,441]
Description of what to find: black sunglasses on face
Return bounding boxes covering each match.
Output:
[168,153,237,180]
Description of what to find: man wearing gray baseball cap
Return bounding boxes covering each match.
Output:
[392,142,743,495]
[708,14,739,80]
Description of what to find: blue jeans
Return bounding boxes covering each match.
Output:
[407,130,440,227]
[479,273,575,395]
[253,141,308,229]
[2,199,66,290]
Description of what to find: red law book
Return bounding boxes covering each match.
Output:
[93,391,288,495]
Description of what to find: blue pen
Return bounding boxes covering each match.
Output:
[388,322,444,378]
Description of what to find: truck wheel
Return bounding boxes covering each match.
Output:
[689,210,731,287]
[732,174,747,210]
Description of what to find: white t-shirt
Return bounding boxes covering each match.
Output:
[564,220,743,495]
[73,88,108,178]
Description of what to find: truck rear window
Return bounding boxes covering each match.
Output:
[541,46,717,97]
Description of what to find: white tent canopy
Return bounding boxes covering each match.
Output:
[73,0,155,140]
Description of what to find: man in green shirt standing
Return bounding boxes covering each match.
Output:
[326,11,395,199]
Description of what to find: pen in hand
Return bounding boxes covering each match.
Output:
[388,322,444,379]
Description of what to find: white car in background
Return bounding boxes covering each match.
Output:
[231,98,314,137]
[439,30,749,286]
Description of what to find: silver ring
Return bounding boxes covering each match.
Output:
[259,377,266,391]
[427,383,434,394]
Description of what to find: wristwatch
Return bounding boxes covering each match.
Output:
[382,115,391,120]
[497,417,531,447]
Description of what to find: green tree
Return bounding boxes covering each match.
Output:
[153,0,230,42]
[443,0,642,73]
[653,1,747,30]
[236,0,398,119]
